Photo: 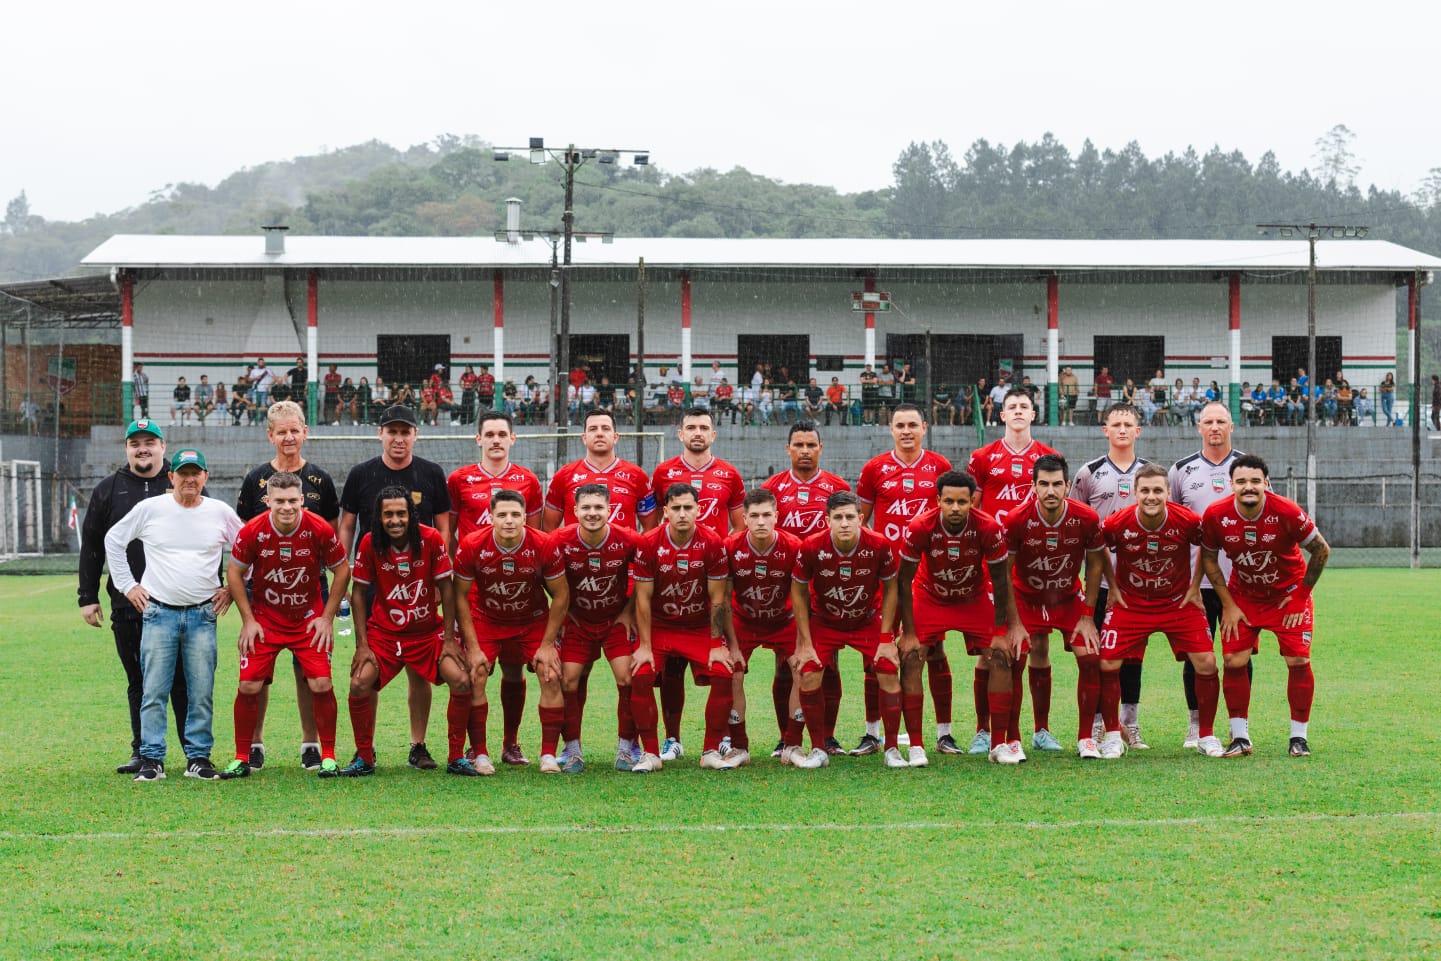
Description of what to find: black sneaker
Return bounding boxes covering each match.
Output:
[446,757,482,777]
[339,753,376,777]
[132,759,165,782]
[936,734,963,755]
[770,738,786,759]
[185,757,222,780]
[300,745,322,771]
[116,755,144,775]
[248,744,265,769]
[1221,737,1253,758]
[1288,736,1311,757]
[408,742,438,770]
[823,737,846,756]
[850,733,882,756]
[220,759,251,779]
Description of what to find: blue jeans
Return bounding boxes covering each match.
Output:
[139,601,218,762]
[1381,392,1394,425]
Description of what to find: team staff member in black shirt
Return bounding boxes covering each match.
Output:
[338,404,453,769]
[235,399,341,771]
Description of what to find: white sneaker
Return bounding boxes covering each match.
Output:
[1091,715,1104,741]
[908,745,929,768]
[1100,732,1126,759]
[883,746,910,769]
[538,754,561,774]
[1182,717,1201,749]
[630,752,663,773]
[1123,723,1150,750]
[471,753,495,776]
[1008,740,1028,763]
[660,737,684,761]
[722,748,751,768]
[988,742,1023,765]
[698,749,731,770]
[791,747,829,769]
[1196,735,1225,758]
[1077,737,1102,760]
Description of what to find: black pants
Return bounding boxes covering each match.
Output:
[113,615,193,756]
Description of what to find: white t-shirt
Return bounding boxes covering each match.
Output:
[251,365,275,391]
[105,494,243,606]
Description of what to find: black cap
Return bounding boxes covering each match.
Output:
[378,405,418,428]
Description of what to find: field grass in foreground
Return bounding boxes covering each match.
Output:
[1,571,1439,961]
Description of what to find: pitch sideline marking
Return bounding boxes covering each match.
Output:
[3,810,1436,842]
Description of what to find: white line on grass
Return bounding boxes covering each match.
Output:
[4,810,1437,843]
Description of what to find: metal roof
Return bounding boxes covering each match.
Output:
[82,234,1441,274]
[0,274,120,327]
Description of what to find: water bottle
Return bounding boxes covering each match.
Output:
[337,598,353,642]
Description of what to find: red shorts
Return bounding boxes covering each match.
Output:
[473,616,546,667]
[912,590,1002,655]
[735,620,797,664]
[560,618,635,665]
[1224,592,1314,658]
[801,618,896,675]
[638,625,732,679]
[366,626,442,687]
[238,626,332,683]
[1015,593,1084,640]
[1100,601,1212,662]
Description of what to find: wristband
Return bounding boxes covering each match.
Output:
[880,632,895,644]
[1078,604,1094,617]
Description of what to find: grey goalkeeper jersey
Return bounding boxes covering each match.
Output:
[1168,448,1246,587]
[1071,454,1151,523]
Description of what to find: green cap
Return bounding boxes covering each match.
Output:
[170,449,208,472]
[125,419,164,440]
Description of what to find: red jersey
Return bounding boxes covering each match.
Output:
[552,522,643,625]
[899,506,1007,604]
[231,511,347,631]
[352,525,452,637]
[453,527,563,626]
[667,384,686,406]
[650,455,746,537]
[857,449,953,542]
[477,371,495,398]
[1003,498,1104,608]
[793,527,899,632]
[1102,503,1203,605]
[459,371,478,391]
[967,437,1060,521]
[1200,493,1317,601]
[447,461,544,541]
[714,383,734,402]
[762,469,851,539]
[725,528,802,633]
[545,457,656,530]
[420,386,436,404]
[632,524,727,631]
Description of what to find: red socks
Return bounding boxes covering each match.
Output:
[615,684,636,741]
[629,672,660,755]
[863,660,879,724]
[1099,667,1121,734]
[973,666,989,732]
[311,688,337,760]
[469,702,489,758]
[702,676,734,752]
[562,688,583,743]
[1007,653,1029,744]
[1287,662,1314,723]
[879,689,903,750]
[661,659,686,740]
[902,692,925,746]
[798,683,828,750]
[539,705,565,756]
[822,663,843,739]
[500,678,526,746]
[926,652,952,725]
[233,690,260,761]
[1029,665,1052,731]
[730,717,749,751]
[988,686,1013,746]
[1223,665,1251,719]
[446,692,471,762]
[1075,656,1101,741]
[348,693,376,764]
[772,670,791,737]
[1194,671,1219,738]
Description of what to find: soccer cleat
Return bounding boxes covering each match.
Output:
[717,736,732,756]
[339,754,376,777]
[1196,735,1225,758]
[1008,740,1028,763]
[936,734,963,755]
[1123,723,1150,750]
[300,745,323,771]
[447,757,483,777]
[500,743,529,766]
[1091,716,1105,742]
[408,742,438,770]
[1076,738,1102,760]
[1032,729,1063,752]
[471,754,496,776]
[630,752,663,773]
[220,759,251,779]
[117,755,144,775]
[988,742,1023,765]
[185,757,222,780]
[722,748,752,768]
[1100,732,1126,760]
[1182,717,1201,750]
[659,737,684,762]
[248,744,266,770]
[317,757,341,778]
[1288,736,1311,757]
[698,749,731,770]
[770,738,786,759]
[908,745,930,768]
[132,759,165,782]
[538,754,561,774]
[562,753,585,774]
[850,733,882,756]
[1221,737,1253,758]
[883,747,910,769]
[614,747,635,772]
[823,737,846,756]
[791,747,830,769]
[967,730,992,755]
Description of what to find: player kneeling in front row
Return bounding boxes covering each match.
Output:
[223,472,351,778]
[1098,465,1223,758]
[630,484,738,772]
[452,490,570,774]
[790,491,907,769]
[1200,455,1329,758]
[341,488,472,776]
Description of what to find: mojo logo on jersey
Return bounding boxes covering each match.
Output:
[502,558,515,575]
[797,487,811,504]
[279,545,292,561]
[1211,477,1226,493]
[1244,529,1257,545]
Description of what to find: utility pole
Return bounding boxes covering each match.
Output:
[636,257,646,466]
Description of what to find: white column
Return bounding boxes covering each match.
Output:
[1230,328,1241,386]
[121,325,134,418]
[681,327,692,382]
[1046,328,1059,384]
[494,326,505,384]
[865,327,876,369]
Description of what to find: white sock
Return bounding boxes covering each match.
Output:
[617,737,633,752]
[1120,703,1138,727]
[1290,720,1308,739]
[300,741,319,752]
[936,722,952,738]
[1230,716,1250,740]
[564,739,581,755]
[251,742,264,752]
[865,720,881,739]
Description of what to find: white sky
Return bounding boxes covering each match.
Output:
[3,1,1436,223]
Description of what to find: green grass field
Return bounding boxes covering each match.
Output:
[2,571,1439,961]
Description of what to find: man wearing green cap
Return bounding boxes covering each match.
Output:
[104,447,243,782]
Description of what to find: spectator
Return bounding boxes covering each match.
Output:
[1058,365,1079,426]
[1206,380,1222,403]
[778,371,800,424]
[988,377,1008,425]
[436,381,459,423]
[688,375,708,412]
[459,365,478,423]
[170,377,192,425]
[476,364,496,418]
[357,377,373,424]
[133,363,151,419]
[757,381,775,425]
[750,363,765,395]
[213,381,227,415]
[323,364,342,424]
[229,385,252,426]
[249,358,275,413]
[285,357,308,405]
[713,377,737,424]
[1172,377,1193,425]
[876,363,896,422]
[501,378,519,418]
[897,363,918,406]
[802,378,824,421]
[859,364,879,424]
[736,383,758,425]
[19,395,40,434]
[1093,365,1114,423]
[958,383,975,426]
[1379,372,1397,427]
[193,375,216,424]
[976,377,993,425]
[1336,379,1354,426]
[372,376,391,416]
[394,382,416,411]
[338,377,358,425]
[824,376,848,426]
[1355,387,1373,425]
[597,375,616,412]
[931,382,956,426]
[419,381,439,425]
[708,360,726,393]
[666,381,686,422]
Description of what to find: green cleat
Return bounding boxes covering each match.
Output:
[316,757,341,778]
[220,758,251,780]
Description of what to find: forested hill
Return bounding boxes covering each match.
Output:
[3,132,1439,292]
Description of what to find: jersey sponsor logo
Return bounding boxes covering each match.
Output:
[1123,529,1140,540]
[932,566,976,586]
[995,484,1029,504]
[781,510,824,532]
[1028,554,1067,574]
[1232,549,1274,569]
[1221,516,1237,527]
[885,498,929,517]
[822,584,868,607]
[739,583,784,607]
